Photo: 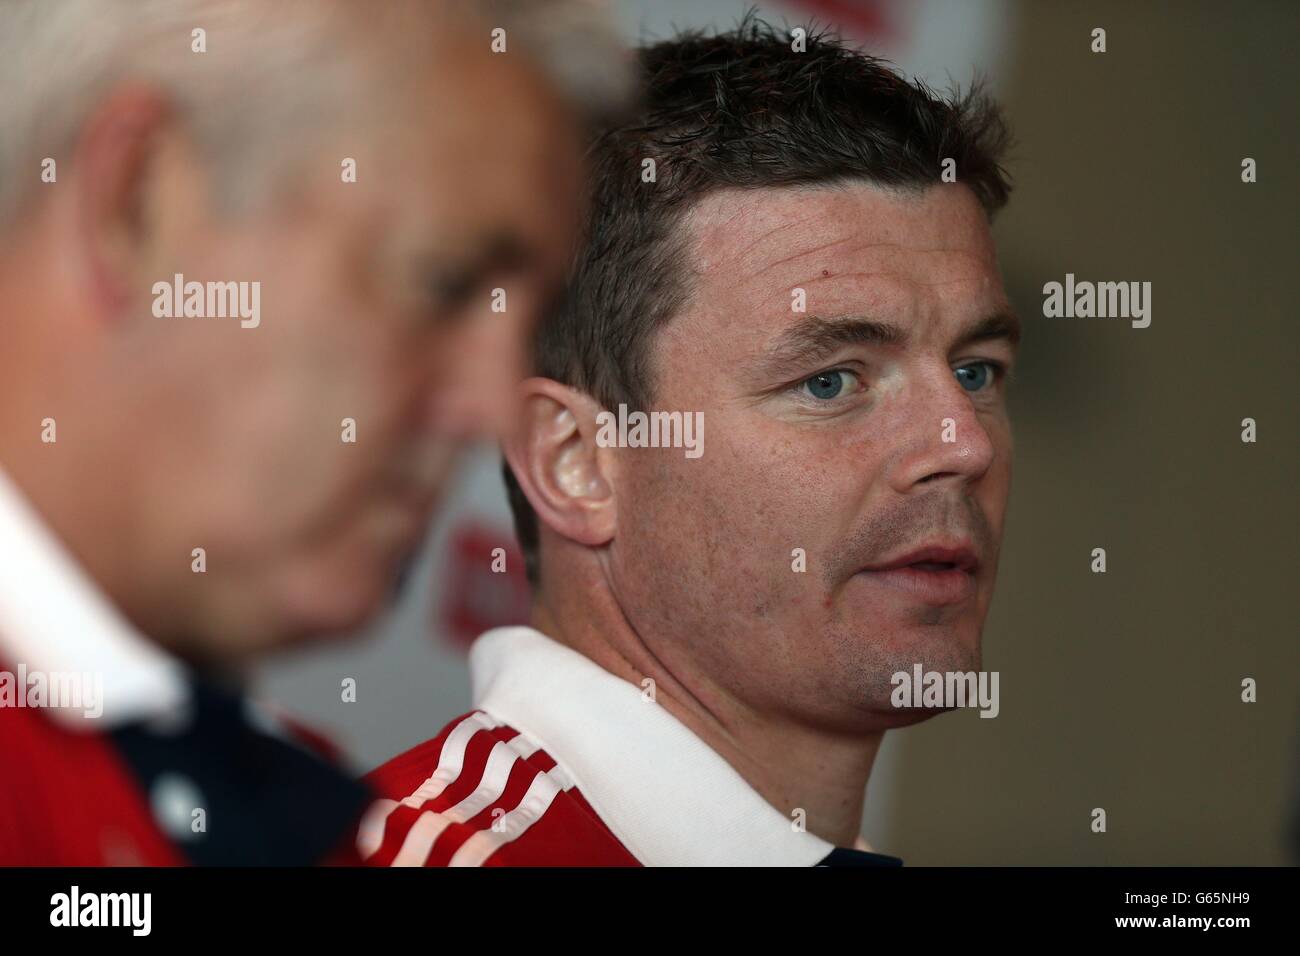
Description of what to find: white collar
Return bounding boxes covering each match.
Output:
[470,625,840,866]
[0,466,188,729]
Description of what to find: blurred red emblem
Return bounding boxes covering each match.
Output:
[439,522,532,651]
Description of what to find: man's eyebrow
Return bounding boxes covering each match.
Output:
[750,315,907,378]
[422,231,536,304]
[481,231,537,273]
[954,311,1021,350]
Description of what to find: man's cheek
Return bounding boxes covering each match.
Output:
[982,459,1013,536]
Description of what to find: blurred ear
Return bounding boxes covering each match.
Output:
[503,377,615,551]
[69,87,184,320]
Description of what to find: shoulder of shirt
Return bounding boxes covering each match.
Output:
[0,690,184,864]
[357,710,640,867]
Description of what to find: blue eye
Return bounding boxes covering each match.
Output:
[954,362,997,392]
[803,370,850,400]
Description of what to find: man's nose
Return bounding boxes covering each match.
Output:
[884,369,997,495]
[423,310,526,442]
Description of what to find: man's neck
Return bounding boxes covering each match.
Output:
[0,421,158,642]
[531,569,883,847]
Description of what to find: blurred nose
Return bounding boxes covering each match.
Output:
[423,306,527,443]
[884,365,996,495]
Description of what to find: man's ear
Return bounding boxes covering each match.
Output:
[68,87,181,320]
[503,377,615,550]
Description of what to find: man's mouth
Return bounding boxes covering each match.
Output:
[857,544,979,606]
[910,560,960,572]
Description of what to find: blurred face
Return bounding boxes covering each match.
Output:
[608,182,1016,731]
[129,44,582,648]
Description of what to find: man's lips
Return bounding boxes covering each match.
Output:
[866,544,979,574]
[856,543,980,606]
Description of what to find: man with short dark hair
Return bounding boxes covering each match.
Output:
[364,18,1017,867]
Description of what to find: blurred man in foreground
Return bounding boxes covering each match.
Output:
[363,19,1017,866]
[0,0,627,864]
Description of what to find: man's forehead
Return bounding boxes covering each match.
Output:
[665,182,1011,362]
[363,65,581,277]
[685,182,997,286]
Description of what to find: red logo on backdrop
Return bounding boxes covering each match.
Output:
[439,522,532,652]
[787,0,898,44]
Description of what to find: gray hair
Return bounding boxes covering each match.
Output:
[0,0,633,227]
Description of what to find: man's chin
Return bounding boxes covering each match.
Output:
[272,559,404,643]
[884,631,983,684]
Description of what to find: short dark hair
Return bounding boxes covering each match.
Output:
[505,15,1013,584]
